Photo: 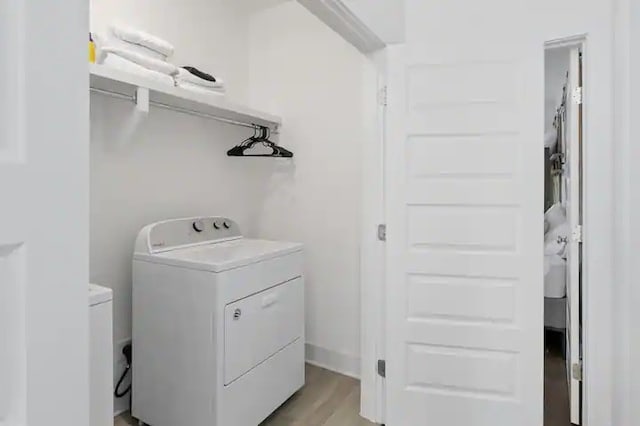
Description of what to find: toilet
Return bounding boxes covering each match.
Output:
[89,284,114,426]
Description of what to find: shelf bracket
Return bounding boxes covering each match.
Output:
[135,87,150,113]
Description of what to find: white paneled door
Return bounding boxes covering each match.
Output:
[0,1,89,425]
[384,9,543,425]
[564,47,583,425]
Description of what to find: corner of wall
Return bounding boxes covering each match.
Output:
[305,343,361,379]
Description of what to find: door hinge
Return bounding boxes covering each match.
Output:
[573,86,583,105]
[377,224,386,241]
[572,225,583,243]
[378,86,388,107]
[572,361,583,381]
[377,359,386,378]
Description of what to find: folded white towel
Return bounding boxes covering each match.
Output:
[101,53,175,86]
[176,68,225,89]
[109,23,174,58]
[176,81,226,97]
[97,31,168,61]
[102,47,179,76]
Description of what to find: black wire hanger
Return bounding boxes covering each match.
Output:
[227,125,293,158]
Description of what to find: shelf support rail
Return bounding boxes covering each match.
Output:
[90,86,279,133]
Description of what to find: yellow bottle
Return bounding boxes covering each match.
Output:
[89,33,96,63]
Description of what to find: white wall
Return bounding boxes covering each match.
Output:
[90,0,251,103]
[90,0,373,412]
[536,5,615,425]
[90,99,283,413]
[90,101,277,337]
[89,0,261,413]
[541,4,638,425]
[247,1,376,377]
[343,0,405,43]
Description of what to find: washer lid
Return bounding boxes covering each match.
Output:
[134,238,303,272]
[89,283,113,306]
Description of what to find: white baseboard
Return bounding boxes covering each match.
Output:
[112,339,361,417]
[113,407,128,418]
[305,343,360,379]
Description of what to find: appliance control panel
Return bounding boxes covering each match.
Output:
[138,217,242,253]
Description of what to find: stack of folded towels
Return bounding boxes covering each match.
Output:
[96,23,226,96]
[96,24,178,86]
[175,66,226,96]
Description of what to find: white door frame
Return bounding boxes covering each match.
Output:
[546,39,585,424]
[361,35,615,425]
[544,35,613,426]
[612,0,638,423]
[629,13,640,426]
[359,49,388,424]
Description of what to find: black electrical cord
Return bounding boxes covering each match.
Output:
[114,343,133,411]
[114,363,131,398]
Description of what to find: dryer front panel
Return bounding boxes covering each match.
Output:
[224,278,304,385]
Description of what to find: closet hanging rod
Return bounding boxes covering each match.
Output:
[90,86,279,133]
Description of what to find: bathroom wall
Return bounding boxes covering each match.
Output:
[545,48,570,133]
[544,47,570,210]
[247,1,377,377]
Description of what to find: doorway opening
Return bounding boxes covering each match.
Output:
[544,41,584,426]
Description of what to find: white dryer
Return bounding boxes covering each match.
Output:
[131,217,304,426]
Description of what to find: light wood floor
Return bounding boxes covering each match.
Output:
[116,355,571,426]
[115,364,376,426]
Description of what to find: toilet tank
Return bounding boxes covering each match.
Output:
[89,284,114,426]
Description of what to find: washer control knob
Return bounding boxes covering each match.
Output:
[213,221,220,230]
[192,220,204,233]
[223,221,230,229]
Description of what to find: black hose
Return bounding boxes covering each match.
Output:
[114,343,132,401]
[114,363,131,398]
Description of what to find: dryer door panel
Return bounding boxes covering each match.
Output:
[224,278,303,385]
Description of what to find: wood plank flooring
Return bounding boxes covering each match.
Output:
[545,338,571,426]
[116,356,569,426]
[115,364,376,426]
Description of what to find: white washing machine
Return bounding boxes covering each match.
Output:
[131,217,304,426]
[89,284,113,426]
